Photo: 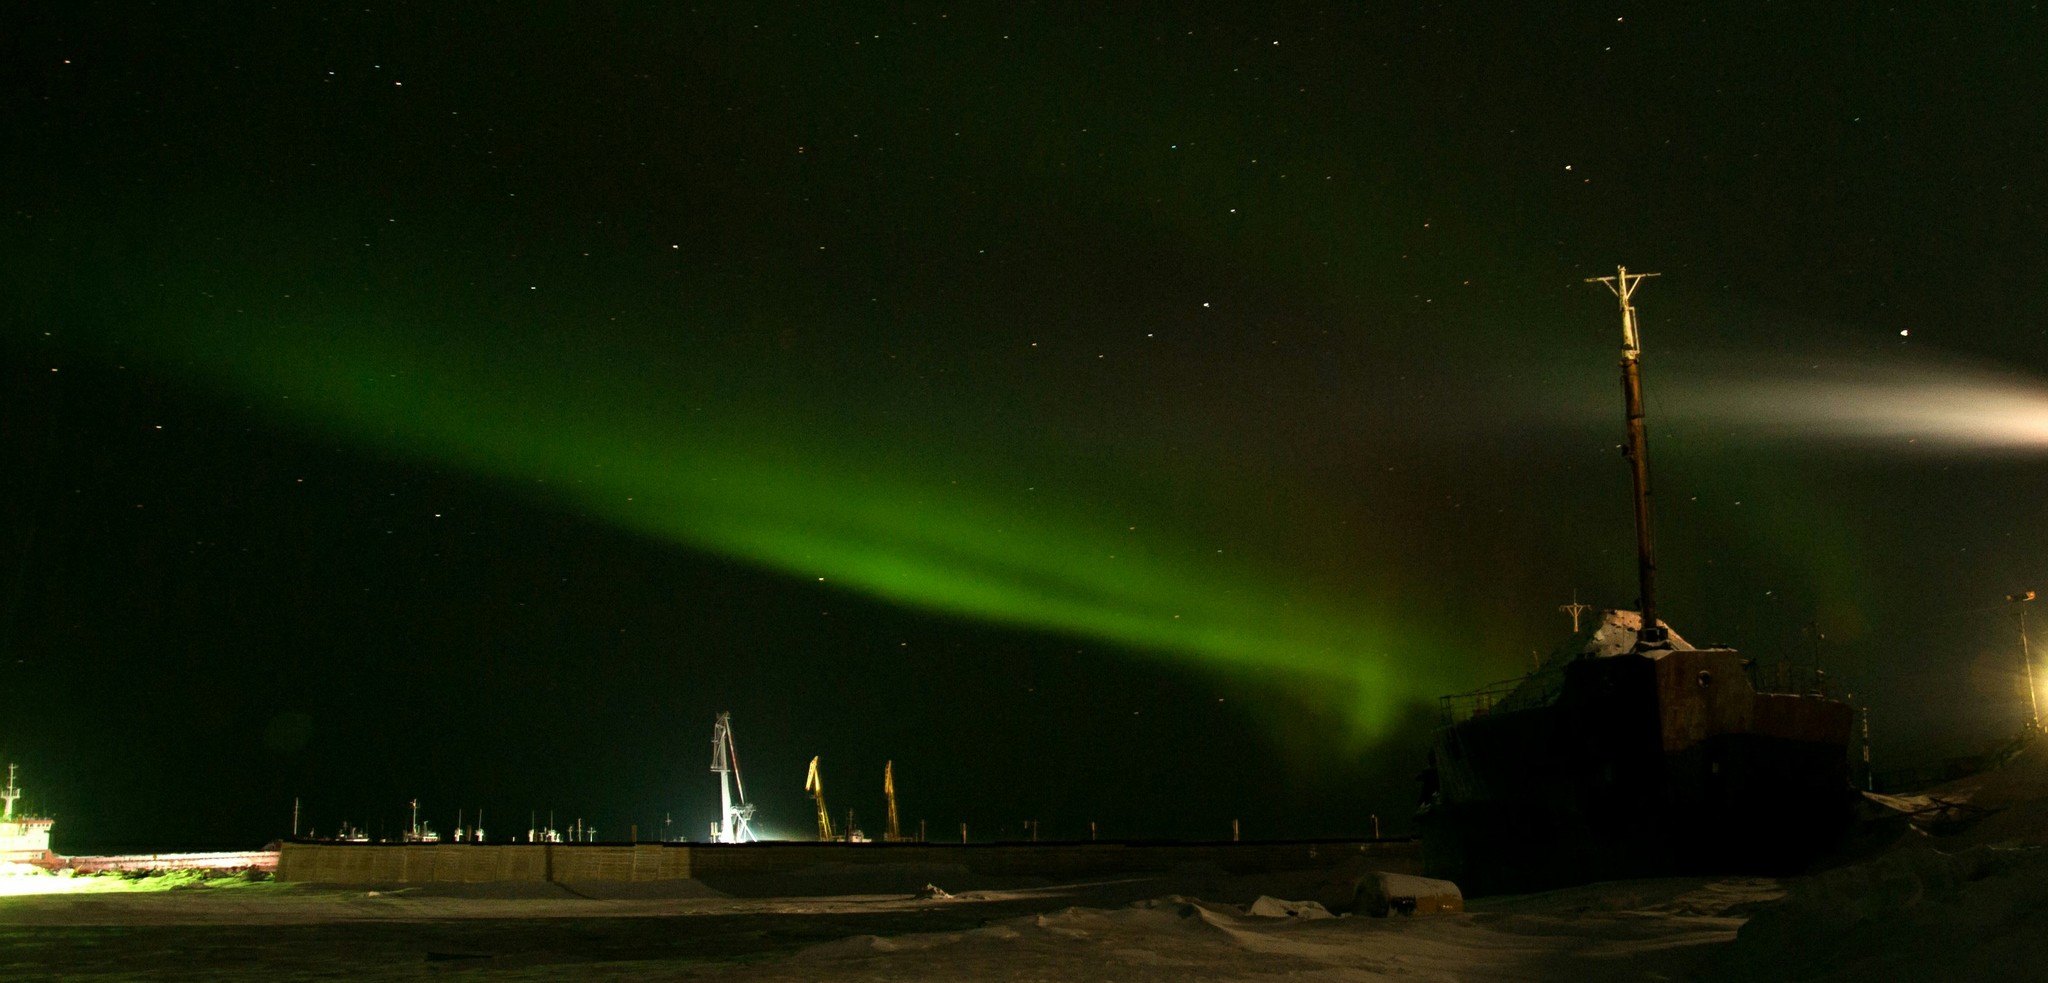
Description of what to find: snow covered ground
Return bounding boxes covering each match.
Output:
[0,856,2031,982]
[4,742,2045,981]
[0,871,1770,981]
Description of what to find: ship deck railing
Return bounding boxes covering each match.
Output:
[1870,728,2039,794]
[1437,667,1567,725]
[1745,660,1830,697]
[1438,658,1834,726]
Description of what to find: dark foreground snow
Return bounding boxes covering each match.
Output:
[5,742,2045,981]
[0,847,2037,983]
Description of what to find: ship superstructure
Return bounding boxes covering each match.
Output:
[1421,609,1854,891]
[0,764,58,869]
[1416,269,1855,893]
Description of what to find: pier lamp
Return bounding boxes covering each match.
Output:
[2008,591,2039,731]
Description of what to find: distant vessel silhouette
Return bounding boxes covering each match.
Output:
[1416,269,1855,893]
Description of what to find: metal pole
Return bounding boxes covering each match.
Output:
[1588,266,1665,648]
[1861,705,1873,791]
[2010,592,2039,730]
[1619,329,1659,641]
[2024,602,2039,730]
[1809,621,1827,696]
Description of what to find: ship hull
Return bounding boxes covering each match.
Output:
[1419,650,1855,895]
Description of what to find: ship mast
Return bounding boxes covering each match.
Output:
[2,764,18,821]
[1586,266,1666,649]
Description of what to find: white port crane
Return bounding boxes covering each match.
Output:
[709,712,757,843]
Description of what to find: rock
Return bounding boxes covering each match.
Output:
[1313,856,1376,913]
[1245,896,1334,919]
[1357,872,1464,917]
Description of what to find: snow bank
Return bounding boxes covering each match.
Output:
[1723,845,2048,981]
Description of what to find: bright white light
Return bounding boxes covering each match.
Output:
[0,870,257,897]
[1667,359,2048,451]
[0,870,86,897]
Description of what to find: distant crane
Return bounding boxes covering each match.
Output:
[709,712,757,843]
[804,756,835,841]
[883,760,902,842]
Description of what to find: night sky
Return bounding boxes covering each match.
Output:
[5,4,2046,853]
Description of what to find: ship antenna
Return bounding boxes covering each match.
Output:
[1558,590,1592,633]
[1585,266,1666,649]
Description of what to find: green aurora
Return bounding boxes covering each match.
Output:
[154,310,1462,736]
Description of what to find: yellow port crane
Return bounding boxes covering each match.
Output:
[883,761,902,842]
[804,756,835,841]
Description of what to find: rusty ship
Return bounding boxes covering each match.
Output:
[1416,268,1856,894]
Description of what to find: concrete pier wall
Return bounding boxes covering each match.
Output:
[277,839,1418,886]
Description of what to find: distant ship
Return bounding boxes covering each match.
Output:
[1416,269,1855,893]
[1418,610,1855,892]
[0,764,58,870]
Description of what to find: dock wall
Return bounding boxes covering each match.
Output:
[276,839,1418,886]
